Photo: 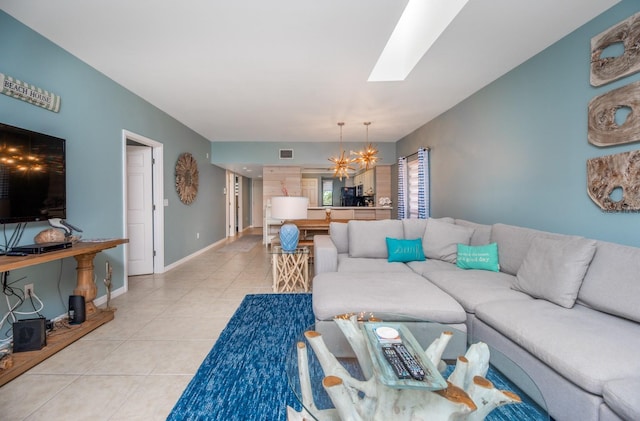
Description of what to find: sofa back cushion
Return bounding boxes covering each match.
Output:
[578,240,640,323]
[455,219,492,245]
[348,219,403,258]
[423,218,474,263]
[330,222,349,254]
[490,223,571,275]
[402,217,454,240]
[512,236,597,308]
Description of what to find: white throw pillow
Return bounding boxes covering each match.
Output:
[422,219,474,263]
[512,236,597,308]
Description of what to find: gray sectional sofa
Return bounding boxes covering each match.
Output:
[312,218,640,421]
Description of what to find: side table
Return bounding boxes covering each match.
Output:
[271,245,309,292]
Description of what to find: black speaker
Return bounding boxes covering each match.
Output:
[68,295,86,324]
[13,318,46,352]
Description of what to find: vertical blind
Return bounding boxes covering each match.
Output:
[398,148,430,219]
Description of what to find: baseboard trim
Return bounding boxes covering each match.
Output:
[163,239,226,272]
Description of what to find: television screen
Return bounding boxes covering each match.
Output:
[0,123,66,224]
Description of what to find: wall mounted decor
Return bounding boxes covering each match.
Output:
[588,80,640,147]
[175,152,199,204]
[0,72,61,112]
[587,150,640,211]
[590,11,640,87]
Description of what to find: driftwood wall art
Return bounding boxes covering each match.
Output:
[590,11,640,87]
[588,80,640,147]
[587,150,640,211]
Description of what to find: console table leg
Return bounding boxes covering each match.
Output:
[73,252,99,316]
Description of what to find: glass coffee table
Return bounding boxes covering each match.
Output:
[285,314,549,421]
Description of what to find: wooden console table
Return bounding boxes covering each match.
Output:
[0,238,128,386]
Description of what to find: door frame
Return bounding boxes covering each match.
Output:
[122,129,165,275]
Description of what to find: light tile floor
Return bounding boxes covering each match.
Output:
[0,228,284,421]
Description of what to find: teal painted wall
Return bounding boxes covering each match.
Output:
[397,1,640,248]
[0,11,227,322]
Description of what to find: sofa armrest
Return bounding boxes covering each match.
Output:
[314,235,338,276]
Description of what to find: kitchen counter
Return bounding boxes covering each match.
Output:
[306,206,392,221]
[308,206,393,210]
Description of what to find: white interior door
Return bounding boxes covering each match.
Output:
[127,146,154,275]
[227,171,236,237]
[252,179,263,227]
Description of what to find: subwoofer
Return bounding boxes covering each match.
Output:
[68,295,86,324]
[12,318,46,352]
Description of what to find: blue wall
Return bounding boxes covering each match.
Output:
[0,11,227,321]
[397,1,640,247]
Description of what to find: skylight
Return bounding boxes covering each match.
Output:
[368,0,469,82]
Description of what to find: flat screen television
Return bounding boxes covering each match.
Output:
[0,123,66,224]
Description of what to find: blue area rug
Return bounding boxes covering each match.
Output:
[168,293,314,421]
[168,293,547,420]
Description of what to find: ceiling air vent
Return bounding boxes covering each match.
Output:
[279,149,294,159]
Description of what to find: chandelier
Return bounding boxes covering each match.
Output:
[353,121,379,170]
[329,122,355,181]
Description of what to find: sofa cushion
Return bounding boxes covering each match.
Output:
[406,259,461,275]
[348,219,403,258]
[456,243,500,272]
[578,240,640,323]
[490,223,572,275]
[425,269,531,313]
[455,219,492,246]
[337,255,414,273]
[312,271,466,324]
[475,301,640,395]
[401,217,454,240]
[386,237,425,263]
[512,236,596,308]
[402,219,428,240]
[602,378,640,421]
[513,237,596,308]
[423,219,474,263]
[330,222,349,254]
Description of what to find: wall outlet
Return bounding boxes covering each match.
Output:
[196,232,200,239]
[24,284,34,297]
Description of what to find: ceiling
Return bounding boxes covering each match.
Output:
[1,0,620,145]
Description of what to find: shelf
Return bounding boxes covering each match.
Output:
[0,308,115,387]
[0,239,127,386]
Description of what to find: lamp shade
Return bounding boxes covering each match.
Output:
[271,196,309,220]
[271,196,308,252]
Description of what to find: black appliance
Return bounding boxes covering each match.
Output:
[68,295,86,324]
[0,123,66,224]
[341,187,357,206]
[356,184,364,197]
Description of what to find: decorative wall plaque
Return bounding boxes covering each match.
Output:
[590,11,640,87]
[175,153,199,205]
[587,150,640,211]
[588,80,640,147]
[0,72,61,112]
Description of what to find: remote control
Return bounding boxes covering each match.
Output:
[381,346,411,379]
[392,343,426,381]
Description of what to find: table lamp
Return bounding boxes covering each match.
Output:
[271,196,309,252]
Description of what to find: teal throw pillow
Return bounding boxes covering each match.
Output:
[456,243,500,272]
[386,237,426,263]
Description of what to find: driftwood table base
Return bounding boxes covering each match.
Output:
[272,247,309,292]
[287,316,523,421]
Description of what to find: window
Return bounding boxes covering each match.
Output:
[398,148,429,219]
[322,179,333,206]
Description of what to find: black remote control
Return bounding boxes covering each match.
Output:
[392,343,426,381]
[381,346,411,379]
